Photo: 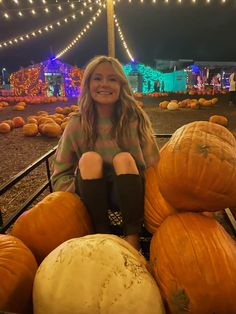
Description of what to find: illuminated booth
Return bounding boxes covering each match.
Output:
[123,61,187,93]
[10,58,83,97]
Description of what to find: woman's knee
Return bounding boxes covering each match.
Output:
[79,152,103,179]
[113,152,139,175]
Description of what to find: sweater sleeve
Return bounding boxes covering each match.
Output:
[51,116,81,193]
[141,136,160,168]
[128,116,160,170]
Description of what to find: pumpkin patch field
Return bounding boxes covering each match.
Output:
[1,94,236,313]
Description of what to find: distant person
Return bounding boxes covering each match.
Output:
[197,75,203,91]
[211,75,219,95]
[51,55,160,251]
[229,69,236,105]
[161,80,165,92]
[147,80,151,92]
[53,81,60,97]
[154,80,160,92]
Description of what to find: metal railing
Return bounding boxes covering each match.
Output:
[1,134,236,238]
[0,146,57,233]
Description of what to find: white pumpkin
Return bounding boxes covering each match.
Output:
[167,101,178,110]
[33,234,165,314]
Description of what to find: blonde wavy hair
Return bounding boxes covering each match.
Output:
[78,55,155,149]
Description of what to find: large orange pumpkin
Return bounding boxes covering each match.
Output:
[11,191,94,264]
[144,162,176,234]
[157,121,236,212]
[0,234,38,314]
[150,212,236,314]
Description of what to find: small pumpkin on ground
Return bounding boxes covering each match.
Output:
[27,116,38,124]
[190,100,200,109]
[201,100,212,106]
[23,123,39,137]
[157,121,236,212]
[150,212,236,314]
[55,106,64,114]
[0,122,11,134]
[0,234,38,314]
[167,101,178,110]
[159,101,169,109]
[2,119,15,130]
[209,114,228,127]
[33,234,166,314]
[14,104,25,111]
[12,116,25,128]
[11,191,94,264]
[41,122,62,138]
[211,97,218,105]
[37,117,54,125]
[37,111,48,116]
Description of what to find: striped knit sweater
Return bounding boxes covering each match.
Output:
[52,113,159,192]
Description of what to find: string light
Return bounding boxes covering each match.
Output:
[3,12,9,19]
[0,0,95,20]
[56,8,103,58]
[114,14,134,61]
[117,0,230,5]
[0,6,96,49]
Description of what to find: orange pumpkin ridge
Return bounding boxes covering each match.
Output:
[157,121,236,212]
[10,191,94,264]
[150,212,236,314]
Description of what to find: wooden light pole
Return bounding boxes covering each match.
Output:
[106,0,115,57]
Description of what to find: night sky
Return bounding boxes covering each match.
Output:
[0,0,235,74]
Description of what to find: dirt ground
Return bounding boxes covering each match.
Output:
[1,93,236,232]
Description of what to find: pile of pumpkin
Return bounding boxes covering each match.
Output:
[0,98,69,113]
[159,97,218,110]
[1,121,236,313]
[0,96,68,104]
[134,92,169,98]
[0,101,28,112]
[0,101,29,113]
[0,104,79,137]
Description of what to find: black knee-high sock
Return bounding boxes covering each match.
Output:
[115,174,144,236]
[78,178,111,234]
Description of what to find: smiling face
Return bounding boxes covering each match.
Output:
[89,62,121,111]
